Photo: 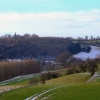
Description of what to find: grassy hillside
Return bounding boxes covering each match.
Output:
[0,73,91,100]
[46,73,90,85]
[38,82,100,100]
[0,73,40,86]
[0,85,55,100]
[0,69,67,86]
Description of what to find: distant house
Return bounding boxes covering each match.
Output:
[44,61,61,66]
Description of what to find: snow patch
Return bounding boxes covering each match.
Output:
[73,46,100,60]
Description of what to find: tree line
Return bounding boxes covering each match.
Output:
[0,33,73,59]
[0,60,40,82]
[0,33,95,60]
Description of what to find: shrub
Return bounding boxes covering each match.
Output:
[66,68,76,75]
[40,72,60,82]
[51,73,59,78]
[29,77,39,85]
[40,74,46,84]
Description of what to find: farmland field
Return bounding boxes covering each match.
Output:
[0,73,92,100]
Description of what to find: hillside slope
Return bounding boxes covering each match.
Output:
[0,73,90,100]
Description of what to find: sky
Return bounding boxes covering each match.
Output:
[0,0,100,38]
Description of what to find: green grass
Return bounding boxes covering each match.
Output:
[0,73,90,100]
[0,69,67,86]
[6,78,30,86]
[46,73,90,85]
[0,85,56,100]
[38,82,100,100]
[0,73,40,86]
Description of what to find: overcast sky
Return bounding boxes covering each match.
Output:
[0,0,100,38]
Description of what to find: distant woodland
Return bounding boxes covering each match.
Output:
[0,33,100,60]
[0,33,99,81]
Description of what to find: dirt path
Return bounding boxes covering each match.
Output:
[87,73,100,83]
[0,86,22,94]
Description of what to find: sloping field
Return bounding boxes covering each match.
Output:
[0,73,40,86]
[46,73,90,85]
[38,82,100,100]
[0,85,55,100]
[0,73,90,100]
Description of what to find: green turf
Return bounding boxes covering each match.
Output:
[0,69,67,86]
[0,85,56,100]
[46,73,90,85]
[38,82,100,100]
[0,73,90,100]
[0,73,40,86]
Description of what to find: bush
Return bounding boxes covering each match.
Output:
[66,68,76,75]
[40,74,46,84]
[51,73,59,78]
[29,77,39,85]
[79,63,87,72]
[40,72,60,82]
